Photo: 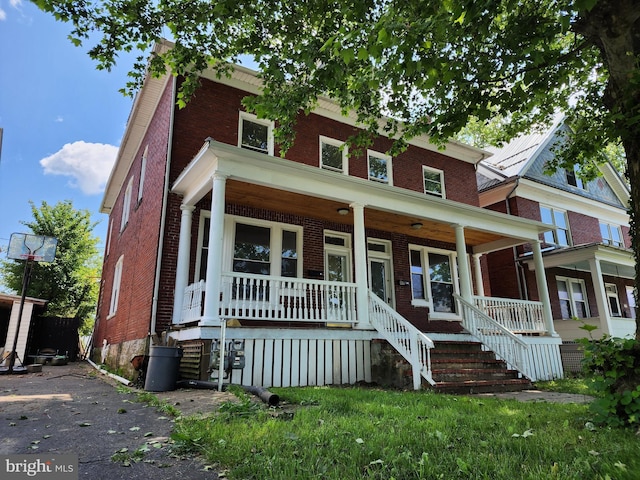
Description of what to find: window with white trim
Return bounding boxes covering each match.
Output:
[540,205,571,246]
[566,164,585,189]
[556,277,589,319]
[109,255,124,316]
[423,166,445,198]
[599,222,624,247]
[320,136,348,174]
[121,176,134,231]
[238,112,274,155]
[138,145,148,203]
[196,214,302,281]
[367,150,392,184]
[106,219,113,257]
[605,283,622,317]
[409,246,458,315]
[626,286,637,319]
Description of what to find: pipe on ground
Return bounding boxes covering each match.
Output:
[175,379,279,407]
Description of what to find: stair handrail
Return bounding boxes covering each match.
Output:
[368,292,435,388]
[454,294,531,378]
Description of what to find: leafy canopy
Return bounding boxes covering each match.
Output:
[0,200,102,329]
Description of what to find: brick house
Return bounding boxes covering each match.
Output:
[478,123,636,350]
[93,42,564,390]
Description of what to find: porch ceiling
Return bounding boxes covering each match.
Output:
[226,180,505,248]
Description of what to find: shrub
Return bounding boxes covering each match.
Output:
[580,335,640,427]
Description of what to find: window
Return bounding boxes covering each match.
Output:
[556,277,589,319]
[566,165,584,189]
[121,176,134,231]
[423,166,445,198]
[626,286,637,319]
[320,136,348,173]
[600,222,624,247]
[138,145,148,203]
[367,150,392,184]
[109,255,124,316]
[238,112,273,155]
[106,219,113,257]
[410,246,458,315]
[605,283,622,317]
[196,214,301,281]
[540,205,571,246]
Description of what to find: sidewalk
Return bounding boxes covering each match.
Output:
[0,361,227,479]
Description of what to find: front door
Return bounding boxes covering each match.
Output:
[368,239,394,308]
[324,232,352,325]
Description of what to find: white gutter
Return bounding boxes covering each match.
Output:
[87,359,132,386]
[150,76,177,338]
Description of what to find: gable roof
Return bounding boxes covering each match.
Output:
[477,122,630,209]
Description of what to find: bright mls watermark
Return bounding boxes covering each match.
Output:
[1,455,77,480]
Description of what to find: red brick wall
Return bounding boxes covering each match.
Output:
[94,80,173,346]
[567,211,601,245]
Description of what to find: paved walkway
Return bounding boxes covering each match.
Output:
[473,389,594,404]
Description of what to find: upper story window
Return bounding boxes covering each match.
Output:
[367,150,392,184]
[320,136,348,174]
[137,145,148,203]
[540,205,571,247]
[238,112,274,155]
[423,166,445,198]
[121,176,134,231]
[600,222,624,247]
[566,165,585,189]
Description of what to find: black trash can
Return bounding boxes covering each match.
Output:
[144,346,183,392]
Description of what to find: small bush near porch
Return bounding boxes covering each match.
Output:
[172,387,639,479]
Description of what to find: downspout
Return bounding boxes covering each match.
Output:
[504,178,528,300]
[149,76,177,339]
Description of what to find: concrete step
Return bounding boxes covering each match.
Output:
[432,378,532,395]
[432,368,521,382]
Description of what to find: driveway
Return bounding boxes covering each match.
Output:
[0,361,232,479]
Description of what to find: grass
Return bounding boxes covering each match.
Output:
[534,376,600,396]
[171,385,640,480]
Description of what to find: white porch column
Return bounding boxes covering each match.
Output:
[589,257,613,335]
[454,224,473,302]
[351,202,371,329]
[531,240,557,336]
[472,253,485,297]
[201,173,227,326]
[172,205,195,324]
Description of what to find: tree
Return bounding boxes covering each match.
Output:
[0,200,101,331]
[32,0,640,342]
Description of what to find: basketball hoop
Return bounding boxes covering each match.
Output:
[1,233,58,375]
[7,233,58,263]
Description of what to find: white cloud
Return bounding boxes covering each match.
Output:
[10,0,22,7]
[40,141,118,195]
[0,8,6,20]
[55,116,64,123]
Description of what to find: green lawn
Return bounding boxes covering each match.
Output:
[171,385,639,479]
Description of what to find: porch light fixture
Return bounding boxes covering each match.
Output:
[411,222,423,230]
[337,208,350,216]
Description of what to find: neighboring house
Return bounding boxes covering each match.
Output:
[0,293,48,368]
[93,41,564,390]
[477,124,636,348]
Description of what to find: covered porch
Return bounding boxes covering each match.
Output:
[168,139,562,386]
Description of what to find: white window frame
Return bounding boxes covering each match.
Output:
[556,276,589,319]
[319,136,348,174]
[367,149,393,185]
[409,245,460,319]
[540,205,572,247]
[566,164,585,189]
[121,176,134,231]
[605,283,622,317]
[106,219,113,257]
[238,111,274,156]
[108,255,124,317]
[422,166,445,198]
[626,286,637,319]
[195,213,303,282]
[137,145,148,203]
[599,222,624,247]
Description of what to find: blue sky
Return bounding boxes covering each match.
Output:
[0,0,140,257]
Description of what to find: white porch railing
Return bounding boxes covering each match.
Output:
[180,273,358,324]
[368,292,435,389]
[473,296,546,333]
[455,294,531,378]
